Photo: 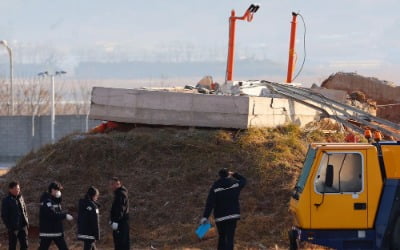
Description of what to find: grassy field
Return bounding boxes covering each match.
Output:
[1,125,344,249]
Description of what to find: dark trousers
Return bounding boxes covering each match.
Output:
[113,220,130,250]
[216,219,237,250]
[39,237,68,250]
[83,240,97,250]
[7,228,28,250]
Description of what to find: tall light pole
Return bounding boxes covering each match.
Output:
[0,40,13,115]
[286,12,298,83]
[225,4,260,83]
[38,70,67,144]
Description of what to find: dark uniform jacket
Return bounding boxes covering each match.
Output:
[1,193,29,230]
[39,192,67,237]
[77,198,100,241]
[110,186,129,223]
[203,173,246,222]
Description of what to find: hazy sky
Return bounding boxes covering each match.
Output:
[0,0,399,84]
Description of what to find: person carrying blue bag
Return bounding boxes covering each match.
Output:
[200,168,246,250]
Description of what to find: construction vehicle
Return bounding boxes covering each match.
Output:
[217,80,400,248]
[288,129,400,249]
[247,77,400,249]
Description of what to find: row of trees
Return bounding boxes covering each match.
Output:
[0,78,91,116]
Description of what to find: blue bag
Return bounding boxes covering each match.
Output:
[195,222,212,239]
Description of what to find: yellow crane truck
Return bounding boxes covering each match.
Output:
[289,132,400,249]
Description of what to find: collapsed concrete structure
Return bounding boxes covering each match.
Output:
[89,73,399,130]
[89,86,320,129]
[321,72,400,122]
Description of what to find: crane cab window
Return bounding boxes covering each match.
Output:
[315,152,363,194]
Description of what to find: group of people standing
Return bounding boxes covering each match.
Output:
[1,177,130,250]
[2,169,246,250]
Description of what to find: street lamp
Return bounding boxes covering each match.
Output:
[38,70,67,144]
[0,40,13,115]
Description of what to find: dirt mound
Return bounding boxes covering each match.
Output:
[1,126,344,249]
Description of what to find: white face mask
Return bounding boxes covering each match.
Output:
[55,190,62,198]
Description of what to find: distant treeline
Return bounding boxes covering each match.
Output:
[0,59,286,79]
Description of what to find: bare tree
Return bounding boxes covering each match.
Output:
[27,77,51,116]
[0,75,94,117]
[0,79,9,115]
[12,77,52,115]
[70,80,91,115]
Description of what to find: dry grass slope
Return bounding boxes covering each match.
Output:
[1,125,345,249]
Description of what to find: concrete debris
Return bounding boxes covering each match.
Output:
[197,87,210,94]
[349,91,367,103]
[195,75,214,90]
[218,80,274,96]
[182,76,221,94]
[184,85,212,94]
[311,82,376,115]
[321,72,400,122]
[310,87,347,103]
[304,118,342,132]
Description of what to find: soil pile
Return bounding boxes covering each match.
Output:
[0,126,344,249]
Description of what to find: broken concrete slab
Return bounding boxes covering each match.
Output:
[321,72,399,103]
[310,88,347,103]
[89,87,321,129]
[321,72,397,121]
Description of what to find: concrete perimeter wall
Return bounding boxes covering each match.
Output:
[0,115,100,161]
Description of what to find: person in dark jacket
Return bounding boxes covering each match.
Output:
[110,177,130,250]
[1,181,29,250]
[39,181,74,250]
[77,186,100,250]
[201,168,246,250]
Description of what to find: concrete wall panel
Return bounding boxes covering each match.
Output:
[90,87,321,129]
